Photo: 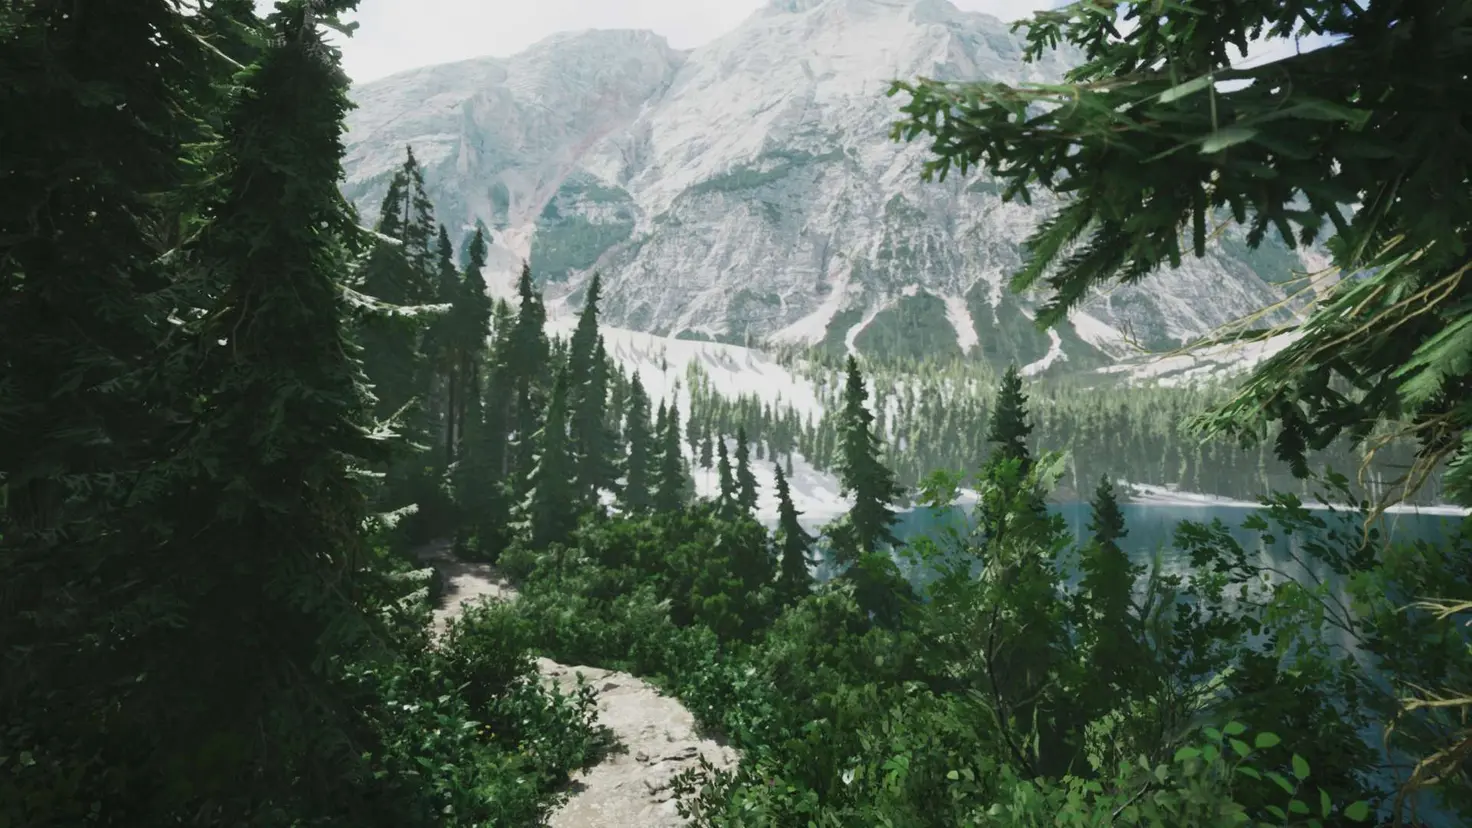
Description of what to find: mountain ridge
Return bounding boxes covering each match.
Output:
[341,0,1309,370]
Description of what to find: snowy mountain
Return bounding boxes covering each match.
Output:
[342,0,1312,369]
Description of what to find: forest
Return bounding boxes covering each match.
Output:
[3,2,1470,828]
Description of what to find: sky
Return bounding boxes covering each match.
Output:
[250,0,1329,85]
[251,0,1066,83]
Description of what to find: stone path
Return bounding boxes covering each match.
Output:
[414,542,737,827]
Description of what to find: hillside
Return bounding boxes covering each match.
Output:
[342,0,1316,369]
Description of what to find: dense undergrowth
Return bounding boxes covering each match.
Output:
[483,455,1472,827]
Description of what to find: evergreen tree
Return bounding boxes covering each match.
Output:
[687,411,701,456]
[773,463,816,605]
[735,426,760,514]
[653,401,689,513]
[987,364,1033,472]
[1077,475,1142,699]
[568,278,618,505]
[450,229,504,558]
[1087,475,1128,555]
[833,356,903,562]
[523,366,576,548]
[717,438,737,506]
[502,263,549,495]
[700,430,715,470]
[1,1,225,820]
[620,373,655,514]
[90,3,395,821]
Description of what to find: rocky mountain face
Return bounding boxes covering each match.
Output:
[341,0,1308,371]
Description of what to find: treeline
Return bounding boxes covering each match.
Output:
[679,354,1450,507]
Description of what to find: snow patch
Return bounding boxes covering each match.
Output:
[943,294,977,355]
[1123,481,1470,516]
[1098,331,1301,387]
[1020,328,1063,377]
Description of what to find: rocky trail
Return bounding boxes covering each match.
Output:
[413,542,737,827]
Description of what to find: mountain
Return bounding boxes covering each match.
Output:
[341,0,1310,372]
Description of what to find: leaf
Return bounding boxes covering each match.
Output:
[947,770,959,780]
[1174,746,1202,762]
[1320,788,1332,818]
[1344,801,1371,821]
[1236,766,1262,780]
[1158,75,1212,104]
[1223,721,1247,736]
[1292,753,1311,780]
[1201,127,1258,154]
[1290,799,1311,815]
[1254,731,1281,749]
[1229,738,1251,758]
[1267,771,1295,794]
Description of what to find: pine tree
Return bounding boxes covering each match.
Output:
[1077,475,1141,697]
[502,263,549,496]
[1,1,227,819]
[774,463,815,606]
[568,274,617,506]
[833,356,903,563]
[700,430,715,470]
[735,426,760,514]
[114,3,393,820]
[987,364,1033,472]
[620,373,655,514]
[1087,475,1128,556]
[654,401,689,513]
[450,228,505,558]
[717,438,737,506]
[687,411,701,457]
[523,366,576,548]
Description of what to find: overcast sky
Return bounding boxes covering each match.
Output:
[250,0,1326,85]
[250,0,1064,83]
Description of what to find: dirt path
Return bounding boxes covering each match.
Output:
[414,542,737,827]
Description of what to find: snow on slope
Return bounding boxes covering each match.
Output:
[546,316,850,527]
[343,0,1305,358]
[1098,331,1302,388]
[548,317,827,421]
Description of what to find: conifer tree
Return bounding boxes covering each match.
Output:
[774,463,816,605]
[833,356,903,562]
[563,275,613,509]
[653,401,689,513]
[620,373,655,514]
[1077,475,1141,697]
[717,438,737,506]
[502,264,548,495]
[107,3,393,820]
[735,426,760,514]
[523,366,576,548]
[687,412,701,457]
[700,431,715,471]
[987,364,1034,472]
[1,1,225,819]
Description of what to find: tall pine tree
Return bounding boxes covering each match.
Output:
[653,400,690,513]
[774,463,816,606]
[735,426,759,515]
[619,372,655,514]
[523,365,576,549]
[833,356,903,562]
